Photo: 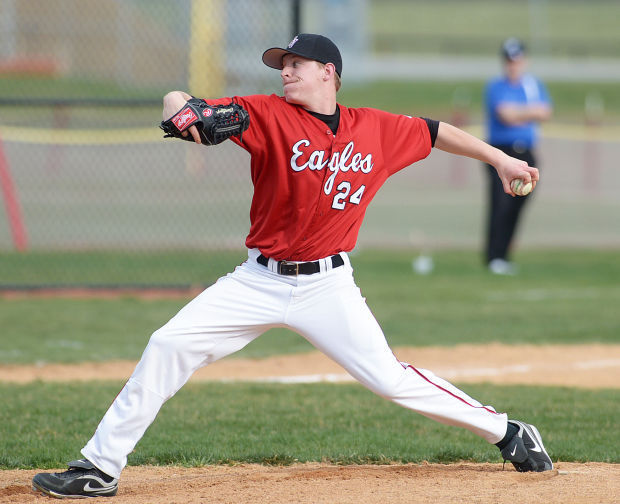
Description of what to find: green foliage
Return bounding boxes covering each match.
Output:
[2,249,618,364]
[0,382,617,469]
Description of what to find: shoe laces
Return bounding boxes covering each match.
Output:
[56,466,103,480]
[56,467,88,479]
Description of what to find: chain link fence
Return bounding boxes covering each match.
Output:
[0,0,618,287]
[0,0,297,286]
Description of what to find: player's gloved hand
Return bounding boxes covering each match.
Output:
[160,98,250,146]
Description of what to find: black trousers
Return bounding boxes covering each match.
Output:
[485,145,536,263]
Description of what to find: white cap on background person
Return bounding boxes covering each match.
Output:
[501,37,526,61]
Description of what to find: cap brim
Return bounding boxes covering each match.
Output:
[262,47,289,70]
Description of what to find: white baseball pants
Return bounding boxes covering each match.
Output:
[82,249,508,479]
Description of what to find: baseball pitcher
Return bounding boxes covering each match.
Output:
[33,33,551,499]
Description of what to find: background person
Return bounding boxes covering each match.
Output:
[484,37,552,275]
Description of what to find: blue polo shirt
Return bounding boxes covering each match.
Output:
[485,74,551,149]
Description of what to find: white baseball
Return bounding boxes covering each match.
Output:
[412,255,434,275]
[510,178,533,196]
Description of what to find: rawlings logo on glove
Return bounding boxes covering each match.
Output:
[172,108,198,131]
[160,98,250,146]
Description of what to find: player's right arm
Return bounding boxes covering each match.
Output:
[434,121,538,196]
[162,91,202,144]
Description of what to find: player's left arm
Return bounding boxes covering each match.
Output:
[496,79,553,126]
[434,121,539,196]
[161,91,250,146]
[496,102,552,126]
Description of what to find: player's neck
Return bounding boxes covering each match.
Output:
[303,95,337,115]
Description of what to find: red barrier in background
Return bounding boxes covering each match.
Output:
[0,137,28,251]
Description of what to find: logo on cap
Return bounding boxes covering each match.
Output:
[288,36,299,49]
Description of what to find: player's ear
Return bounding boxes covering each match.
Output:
[323,62,336,81]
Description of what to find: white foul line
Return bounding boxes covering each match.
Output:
[236,359,620,384]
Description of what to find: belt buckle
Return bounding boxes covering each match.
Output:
[279,261,299,276]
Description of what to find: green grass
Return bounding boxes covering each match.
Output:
[2,78,620,125]
[0,75,166,102]
[354,249,620,347]
[339,80,620,123]
[369,0,620,59]
[0,381,617,469]
[1,249,618,469]
[1,249,619,365]
[0,250,246,287]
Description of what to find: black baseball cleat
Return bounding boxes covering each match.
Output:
[500,420,553,472]
[32,458,118,498]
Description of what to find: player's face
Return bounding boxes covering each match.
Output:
[505,57,526,82]
[281,54,324,106]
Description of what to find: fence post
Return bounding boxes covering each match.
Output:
[188,0,225,97]
[292,0,302,37]
[584,91,603,194]
[449,87,472,188]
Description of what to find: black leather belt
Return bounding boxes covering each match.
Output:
[256,254,344,275]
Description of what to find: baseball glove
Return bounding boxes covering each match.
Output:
[160,98,250,145]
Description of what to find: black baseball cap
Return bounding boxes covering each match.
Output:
[262,33,342,77]
[501,37,526,61]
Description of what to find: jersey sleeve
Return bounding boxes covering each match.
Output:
[201,95,274,154]
[420,117,439,146]
[376,111,432,176]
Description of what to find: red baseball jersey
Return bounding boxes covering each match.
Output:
[204,94,432,261]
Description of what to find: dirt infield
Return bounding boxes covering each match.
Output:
[2,343,618,503]
[2,463,618,504]
[2,343,618,389]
